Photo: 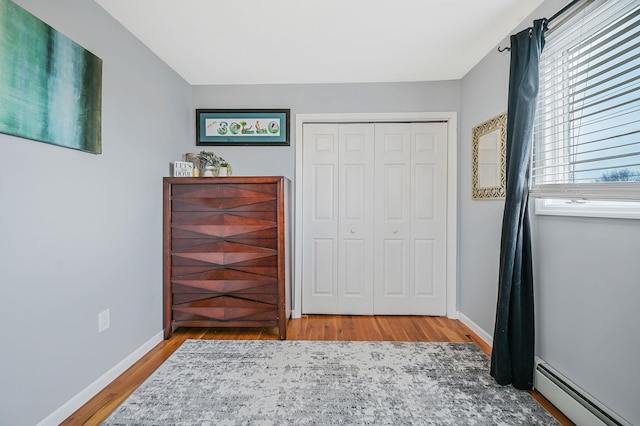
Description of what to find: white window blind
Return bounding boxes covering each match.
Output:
[531,0,640,200]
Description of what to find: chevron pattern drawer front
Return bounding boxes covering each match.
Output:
[163,177,290,339]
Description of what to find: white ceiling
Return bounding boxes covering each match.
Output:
[94,0,543,86]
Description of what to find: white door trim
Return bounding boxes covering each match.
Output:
[294,112,458,319]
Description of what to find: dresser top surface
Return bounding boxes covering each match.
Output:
[164,176,288,185]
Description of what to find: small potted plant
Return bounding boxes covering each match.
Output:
[218,161,232,176]
[197,150,223,177]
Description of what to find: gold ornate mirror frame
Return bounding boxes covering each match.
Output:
[472,112,507,200]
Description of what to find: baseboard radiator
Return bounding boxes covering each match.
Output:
[534,359,630,426]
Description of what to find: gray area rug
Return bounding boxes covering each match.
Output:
[103,340,559,425]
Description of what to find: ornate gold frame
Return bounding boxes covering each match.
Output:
[472,112,507,200]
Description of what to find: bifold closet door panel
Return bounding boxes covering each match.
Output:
[337,124,375,315]
[302,124,340,314]
[373,123,412,314]
[301,123,375,314]
[373,122,448,315]
[409,123,448,315]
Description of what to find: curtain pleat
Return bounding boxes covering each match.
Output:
[490,19,545,390]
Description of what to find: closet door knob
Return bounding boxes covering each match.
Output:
[350,228,356,233]
[392,228,398,233]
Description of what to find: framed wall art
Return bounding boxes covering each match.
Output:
[196,109,290,146]
[0,0,102,154]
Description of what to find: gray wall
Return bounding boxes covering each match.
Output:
[459,46,510,334]
[192,81,461,180]
[533,216,640,423]
[460,0,640,423]
[0,1,192,424]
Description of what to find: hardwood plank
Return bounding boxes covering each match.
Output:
[342,315,357,340]
[61,317,573,426]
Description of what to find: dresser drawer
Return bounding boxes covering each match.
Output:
[172,183,277,198]
[171,268,279,305]
[172,296,278,322]
[170,211,278,240]
[171,183,278,212]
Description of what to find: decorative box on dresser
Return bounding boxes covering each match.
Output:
[163,176,291,339]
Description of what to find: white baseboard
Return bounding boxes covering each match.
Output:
[36,331,164,426]
[457,312,493,347]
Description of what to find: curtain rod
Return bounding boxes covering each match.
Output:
[497,0,585,52]
[546,0,583,27]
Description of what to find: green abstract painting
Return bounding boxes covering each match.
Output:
[0,0,102,154]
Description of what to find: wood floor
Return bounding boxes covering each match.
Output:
[61,316,572,425]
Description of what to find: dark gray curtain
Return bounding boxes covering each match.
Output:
[491,19,545,390]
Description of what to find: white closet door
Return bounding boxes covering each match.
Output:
[374,122,448,315]
[302,121,447,316]
[338,124,375,314]
[302,124,339,313]
[302,123,375,314]
[373,123,412,313]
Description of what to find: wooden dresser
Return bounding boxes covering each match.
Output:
[163,176,290,339]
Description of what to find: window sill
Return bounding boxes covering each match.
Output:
[534,198,640,220]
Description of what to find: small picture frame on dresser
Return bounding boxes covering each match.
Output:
[172,161,194,177]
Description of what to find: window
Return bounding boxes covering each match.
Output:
[531,0,640,218]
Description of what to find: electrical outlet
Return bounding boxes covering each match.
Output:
[98,309,110,333]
